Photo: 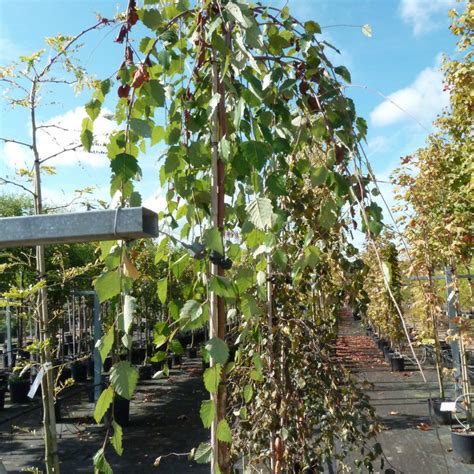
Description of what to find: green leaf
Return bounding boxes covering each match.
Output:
[216,419,232,444]
[246,197,275,230]
[81,118,93,152]
[130,118,151,138]
[272,250,287,270]
[205,337,229,365]
[319,200,338,230]
[311,167,329,187]
[123,295,136,334]
[203,227,224,255]
[169,338,184,355]
[141,8,162,30]
[240,141,271,171]
[109,361,139,400]
[362,24,372,37]
[111,421,123,456]
[194,442,212,464]
[93,386,114,424]
[151,125,165,145]
[93,448,113,474]
[209,276,236,298]
[334,66,351,83]
[243,384,253,403]
[304,20,321,34]
[225,2,252,28]
[145,80,165,106]
[153,334,167,348]
[85,99,101,121]
[157,277,168,304]
[203,364,221,394]
[199,400,215,428]
[180,299,202,322]
[96,326,114,363]
[111,153,140,180]
[95,270,121,303]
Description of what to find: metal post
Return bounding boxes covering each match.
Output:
[6,304,12,368]
[445,266,461,395]
[93,294,102,402]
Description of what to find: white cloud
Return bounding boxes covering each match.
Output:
[0,35,23,62]
[370,55,449,128]
[143,191,167,214]
[2,106,116,170]
[399,0,456,36]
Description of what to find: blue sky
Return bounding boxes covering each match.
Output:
[0,0,461,233]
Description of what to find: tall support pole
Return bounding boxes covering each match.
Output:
[6,304,12,368]
[32,78,60,474]
[445,266,461,396]
[210,36,229,472]
[93,294,102,402]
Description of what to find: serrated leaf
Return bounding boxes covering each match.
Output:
[93,448,113,474]
[123,295,136,334]
[157,277,167,304]
[169,338,184,355]
[199,400,215,428]
[85,99,101,121]
[111,153,140,181]
[95,270,121,303]
[93,386,114,424]
[203,227,224,255]
[205,337,229,365]
[141,8,162,30]
[81,119,93,152]
[203,364,221,394]
[272,250,287,270]
[362,24,372,37]
[111,421,123,456]
[246,197,275,230]
[240,141,271,171]
[216,419,232,444]
[194,442,212,464]
[109,361,138,400]
[130,118,151,138]
[96,327,114,363]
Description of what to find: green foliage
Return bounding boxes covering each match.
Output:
[109,361,138,400]
[199,400,215,429]
[93,386,114,424]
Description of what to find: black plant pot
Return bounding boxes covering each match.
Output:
[87,358,94,378]
[0,388,5,410]
[105,395,130,427]
[151,361,164,373]
[71,361,88,383]
[166,357,173,369]
[131,348,146,365]
[172,354,182,366]
[9,380,30,404]
[451,429,474,464]
[377,339,388,351]
[428,398,452,425]
[382,345,393,361]
[187,347,198,359]
[391,356,405,372]
[138,364,152,381]
[55,398,62,422]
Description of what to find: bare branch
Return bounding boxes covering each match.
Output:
[0,137,33,149]
[36,124,70,132]
[39,144,82,164]
[0,177,35,196]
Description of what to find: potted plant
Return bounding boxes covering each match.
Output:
[71,360,88,382]
[138,359,152,381]
[9,373,30,404]
[105,394,130,427]
[450,316,474,463]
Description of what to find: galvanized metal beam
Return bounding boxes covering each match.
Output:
[0,207,158,248]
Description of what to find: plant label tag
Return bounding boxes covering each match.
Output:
[447,290,455,303]
[28,366,45,399]
[440,402,456,412]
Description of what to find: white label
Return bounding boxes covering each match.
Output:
[28,367,45,399]
[440,402,456,412]
[447,291,455,303]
